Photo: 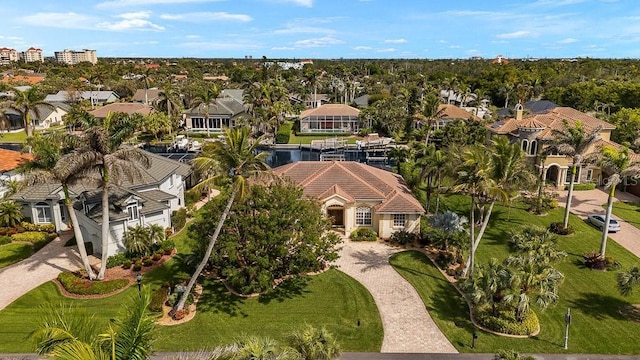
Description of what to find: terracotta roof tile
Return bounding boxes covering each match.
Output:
[438,104,482,121]
[0,148,31,172]
[299,104,360,118]
[89,102,153,118]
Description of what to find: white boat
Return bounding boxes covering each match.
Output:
[171,135,190,151]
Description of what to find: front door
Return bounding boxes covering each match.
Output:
[327,208,344,227]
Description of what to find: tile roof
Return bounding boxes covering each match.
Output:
[0,148,31,172]
[299,104,360,118]
[272,161,424,214]
[185,97,247,117]
[132,88,161,103]
[438,104,482,121]
[90,103,154,118]
[489,106,614,140]
[593,139,640,163]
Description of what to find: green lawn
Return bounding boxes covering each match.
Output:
[0,216,383,353]
[391,196,640,354]
[0,242,33,269]
[0,131,29,143]
[611,201,640,228]
[288,133,361,145]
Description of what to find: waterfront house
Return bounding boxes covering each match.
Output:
[298,104,361,134]
[89,102,154,119]
[183,96,249,133]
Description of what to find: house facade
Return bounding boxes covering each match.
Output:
[183,97,249,133]
[488,106,619,189]
[272,161,424,238]
[12,152,191,257]
[298,104,361,134]
[0,148,31,198]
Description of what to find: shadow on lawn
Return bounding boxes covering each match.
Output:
[569,292,627,320]
[349,249,390,273]
[258,276,310,305]
[197,280,247,317]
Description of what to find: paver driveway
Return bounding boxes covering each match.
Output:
[0,231,80,311]
[335,238,457,354]
[558,188,640,257]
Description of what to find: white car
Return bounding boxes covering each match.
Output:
[588,214,621,233]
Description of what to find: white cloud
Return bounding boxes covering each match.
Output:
[118,11,152,19]
[294,36,344,47]
[20,11,164,31]
[161,12,252,22]
[185,34,201,39]
[271,46,295,50]
[377,48,396,52]
[21,12,95,30]
[97,16,165,31]
[353,46,372,50]
[273,26,335,35]
[384,39,407,44]
[97,0,225,8]
[557,37,578,44]
[496,30,533,39]
[276,0,313,7]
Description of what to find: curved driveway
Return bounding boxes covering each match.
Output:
[335,239,457,354]
[558,188,640,257]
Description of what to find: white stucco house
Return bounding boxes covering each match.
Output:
[272,161,424,238]
[12,151,192,257]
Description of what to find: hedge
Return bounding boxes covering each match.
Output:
[150,287,170,312]
[276,123,292,144]
[171,208,187,232]
[20,222,56,233]
[473,305,539,336]
[572,183,597,191]
[0,235,11,245]
[57,271,129,295]
[294,132,351,137]
[11,231,49,244]
[349,228,378,241]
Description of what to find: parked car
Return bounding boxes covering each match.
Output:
[587,214,621,232]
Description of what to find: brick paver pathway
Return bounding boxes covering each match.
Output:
[335,238,457,353]
[0,231,80,311]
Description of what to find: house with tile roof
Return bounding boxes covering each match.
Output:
[132,88,161,104]
[11,151,192,257]
[272,161,424,238]
[183,96,250,133]
[0,148,31,198]
[89,103,154,119]
[298,104,361,134]
[488,105,621,189]
[44,90,119,106]
[2,103,69,131]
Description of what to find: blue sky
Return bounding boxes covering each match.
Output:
[0,0,637,59]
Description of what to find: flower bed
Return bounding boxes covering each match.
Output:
[57,271,129,295]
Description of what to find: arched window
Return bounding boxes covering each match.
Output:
[521,139,529,152]
[529,140,538,156]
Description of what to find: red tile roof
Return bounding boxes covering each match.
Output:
[438,104,482,121]
[272,161,424,214]
[0,148,32,172]
[89,103,153,118]
[299,104,360,118]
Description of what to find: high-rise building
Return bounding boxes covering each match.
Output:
[20,47,44,63]
[54,49,98,65]
[0,47,19,65]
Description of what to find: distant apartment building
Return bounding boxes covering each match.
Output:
[0,47,19,65]
[54,49,98,65]
[20,47,44,63]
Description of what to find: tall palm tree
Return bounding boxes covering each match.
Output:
[8,86,54,137]
[552,120,601,229]
[154,84,182,134]
[31,288,156,360]
[175,127,269,311]
[189,83,221,136]
[20,133,97,279]
[416,143,447,214]
[413,94,445,145]
[588,145,640,258]
[64,113,150,280]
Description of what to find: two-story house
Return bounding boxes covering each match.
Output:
[183,96,249,133]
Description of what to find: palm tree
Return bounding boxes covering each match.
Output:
[154,84,182,134]
[175,127,269,311]
[124,225,153,256]
[7,86,54,137]
[413,95,445,145]
[0,200,23,227]
[287,325,341,360]
[20,133,97,279]
[63,113,151,280]
[618,266,640,296]
[31,288,156,360]
[552,120,601,229]
[588,145,640,258]
[417,143,447,214]
[463,258,508,317]
[189,83,221,136]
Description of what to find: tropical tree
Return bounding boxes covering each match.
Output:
[287,325,341,360]
[20,133,97,278]
[552,120,601,229]
[123,225,153,256]
[31,288,156,360]
[62,112,151,280]
[618,266,640,296]
[0,200,23,227]
[154,84,182,133]
[463,258,508,317]
[189,83,221,136]
[587,145,640,258]
[175,127,270,311]
[143,112,172,141]
[6,86,55,137]
[416,143,447,213]
[413,94,445,145]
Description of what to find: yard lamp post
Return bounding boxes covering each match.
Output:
[136,272,143,296]
[563,308,572,350]
[471,330,478,349]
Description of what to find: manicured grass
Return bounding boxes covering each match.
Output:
[611,201,640,228]
[0,214,383,353]
[0,242,33,269]
[288,133,360,145]
[391,195,640,354]
[0,131,29,143]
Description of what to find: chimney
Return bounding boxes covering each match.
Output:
[515,103,523,121]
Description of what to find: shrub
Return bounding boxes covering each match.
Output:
[152,253,163,261]
[524,192,558,214]
[276,123,292,144]
[0,235,11,245]
[121,260,132,269]
[150,287,170,313]
[349,228,377,242]
[572,183,597,191]
[473,305,539,336]
[435,251,456,268]
[549,222,574,235]
[143,258,154,267]
[57,271,129,295]
[38,224,56,233]
[20,222,38,232]
[171,208,188,232]
[133,260,142,272]
[390,230,419,245]
[184,189,201,208]
[107,253,129,269]
[583,252,621,270]
[161,239,175,255]
[166,291,194,308]
[11,231,48,243]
